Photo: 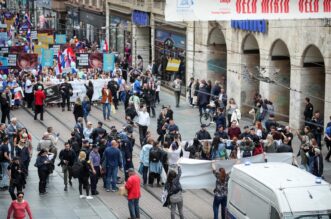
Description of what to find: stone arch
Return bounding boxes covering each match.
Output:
[207,27,227,88]
[301,44,325,121]
[269,39,291,122]
[240,34,260,116]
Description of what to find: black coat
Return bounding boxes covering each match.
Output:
[73,104,84,118]
[198,86,209,106]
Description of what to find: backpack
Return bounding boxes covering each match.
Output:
[71,161,83,178]
[149,147,160,162]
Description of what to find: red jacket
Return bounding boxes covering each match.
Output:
[34,90,46,106]
[125,174,141,200]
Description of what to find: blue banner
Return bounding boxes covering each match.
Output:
[55,34,66,44]
[0,56,8,69]
[0,32,8,47]
[103,53,115,72]
[41,48,54,67]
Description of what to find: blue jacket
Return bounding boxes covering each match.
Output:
[104,146,122,168]
[133,80,141,95]
[140,144,153,166]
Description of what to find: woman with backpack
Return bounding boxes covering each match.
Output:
[148,141,163,187]
[76,151,93,200]
[82,96,91,125]
[73,98,84,123]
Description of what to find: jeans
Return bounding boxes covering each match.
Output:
[90,166,100,194]
[102,103,111,120]
[106,165,118,190]
[62,165,72,186]
[213,196,227,219]
[79,177,90,196]
[0,162,9,188]
[142,166,149,185]
[38,169,48,193]
[128,199,140,219]
[138,125,148,146]
[199,104,207,116]
[171,200,184,219]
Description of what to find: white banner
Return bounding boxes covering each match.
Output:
[165,0,331,21]
[179,153,293,189]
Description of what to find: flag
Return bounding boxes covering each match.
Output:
[57,50,62,73]
[103,38,109,53]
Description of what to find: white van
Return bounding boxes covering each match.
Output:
[227,162,331,219]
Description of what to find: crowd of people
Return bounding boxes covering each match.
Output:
[0,53,330,219]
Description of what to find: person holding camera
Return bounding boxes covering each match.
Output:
[59,142,76,191]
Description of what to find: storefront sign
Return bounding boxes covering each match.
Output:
[165,0,331,21]
[103,53,115,72]
[132,10,149,26]
[41,48,54,67]
[55,34,66,44]
[76,53,89,68]
[166,58,181,72]
[231,20,267,33]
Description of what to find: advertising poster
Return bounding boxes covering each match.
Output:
[165,0,331,21]
[55,34,66,44]
[166,58,181,72]
[41,48,54,67]
[103,53,115,72]
[76,53,89,68]
[17,53,38,70]
[89,53,103,69]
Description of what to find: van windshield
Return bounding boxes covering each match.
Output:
[295,214,331,219]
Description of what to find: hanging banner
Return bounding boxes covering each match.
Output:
[49,44,61,56]
[41,48,54,67]
[17,53,38,70]
[55,34,67,44]
[0,47,8,54]
[37,33,54,44]
[165,0,331,21]
[0,32,7,47]
[76,53,89,68]
[103,53,115,72]
[34,44,49,56]
[7,54,17,68]
[0,56,8,69]
[31,30,38,40]
[89,53,103,69]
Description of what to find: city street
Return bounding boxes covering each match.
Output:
[0,89,330,219]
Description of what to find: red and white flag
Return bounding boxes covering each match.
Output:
[103,38,109,53]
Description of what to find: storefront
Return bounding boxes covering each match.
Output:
[109,14,132,63]
[79,9,105,44]
[154,28,186,90]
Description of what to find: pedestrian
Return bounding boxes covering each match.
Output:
[226,98,238,127]
[77,151,93,199]
[34,149,51,195]
[73,98,84,123]
[310,111,323,149]
[139,138,153,185]
[137,106,150,146]
[8,157,26,200]
[101,84,112,121]
[24,75,34,108]
[59,77,73,111]
[84,80,94,105]
[33,86,45,121]
[172,77,182,107]
[7,118,22,157]
[0,137,11,191]
[155,79,161,104]
[7,191,33,219]
[89,144,101,195]
[148,141,163,187]
[104,140,122,192]
[187,77,194,106]
[197,80,209,116]
[164,166,184,219]
[59,142,76,191]
[311,148,323,177]
[0,92,11,124]
[304,97,314,126]
[125,168,141,219]
[211,162,229,219]
[82,96,91,125]
[325,123,331,162]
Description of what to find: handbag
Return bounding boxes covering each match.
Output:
[170,191,183,203]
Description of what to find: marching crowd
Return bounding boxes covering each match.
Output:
[0,56,330,219]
